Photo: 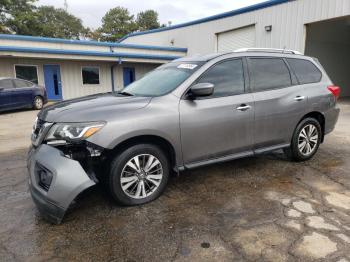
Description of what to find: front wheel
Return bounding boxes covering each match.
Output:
[109,144,170,206]
[284,118,322,162]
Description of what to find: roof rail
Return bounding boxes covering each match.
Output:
[234,48,302,55]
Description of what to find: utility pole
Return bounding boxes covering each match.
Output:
[64,0,68,11]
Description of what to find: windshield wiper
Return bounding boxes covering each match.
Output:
[117,91,134,96]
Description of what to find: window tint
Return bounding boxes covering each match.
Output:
[248,58,291,91]
[287,58,322,84]
[197,59,244,97]
[0,79,14,89]
[82,67,100,85]
[14,79,32,88]
[15,65,38,84]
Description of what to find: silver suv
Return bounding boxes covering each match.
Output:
[28,49,340,223]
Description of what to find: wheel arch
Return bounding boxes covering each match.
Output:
[107,135,177,171]
[299,111,325,142]
[33,94,44,100]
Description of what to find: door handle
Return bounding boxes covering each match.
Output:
[294,96,305,101]
[236,104,251,111]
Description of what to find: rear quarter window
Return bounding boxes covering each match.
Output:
[0,79,14,89]
[14,79,33,88]
[286,58,322,84]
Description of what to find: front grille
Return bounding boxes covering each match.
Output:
[31,118,53,146]
[33,118,45,138]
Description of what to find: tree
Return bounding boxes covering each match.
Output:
[0,0,40,34]
[98,7,136,42]
[35,6,86,39]
[0,1,87,39]
[136,10,160,31]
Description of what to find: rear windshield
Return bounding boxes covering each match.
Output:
[287,58,322,84]
[123,62,203,97]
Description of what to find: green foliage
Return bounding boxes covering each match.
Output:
[35,6,86,39]
[98,7,136,42]
[0,1,163,41]
[95,7,162,41]
[136,10,160,31]
[0,0,86,39]
[0,0,39,34]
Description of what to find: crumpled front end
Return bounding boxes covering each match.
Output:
[28,144,96,224]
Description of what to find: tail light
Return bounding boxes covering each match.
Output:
[327,85,340,99]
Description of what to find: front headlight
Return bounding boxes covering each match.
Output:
[45,122,105,142]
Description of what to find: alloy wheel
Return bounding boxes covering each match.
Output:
[35,97,43,109]
[298,124,319,156]
[120,154,163,199]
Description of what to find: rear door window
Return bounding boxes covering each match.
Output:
[14,79,33,88]
[0,79,14,89]
[248,58,292,92]
[196,59,245,98]
[286,58,322,84]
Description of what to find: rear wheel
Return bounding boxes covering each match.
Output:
[33,96,43,110]
[284,118,322,161]
[109,144,170,205]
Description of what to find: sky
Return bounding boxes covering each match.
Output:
[37,0,267,29]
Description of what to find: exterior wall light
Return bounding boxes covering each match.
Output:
[265,25,272,32]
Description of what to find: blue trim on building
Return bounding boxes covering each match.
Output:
[0,45,181,61]
[118,0,289,42]
[0,34,187,52]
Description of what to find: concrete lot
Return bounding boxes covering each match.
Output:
[0,101,350,262]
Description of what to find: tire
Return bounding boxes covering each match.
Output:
[284,117,322,162]
[109,144,170,206]
[33,96,44,110]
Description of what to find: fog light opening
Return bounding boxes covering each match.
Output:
[35,164,53,191]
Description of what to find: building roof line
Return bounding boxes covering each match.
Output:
[119,0,289,42]
[0,34,187,52]
[0,45,181,61]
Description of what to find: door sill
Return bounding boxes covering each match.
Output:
[182,143,290,171]
[254,143,290,154]
[184,151,253,170]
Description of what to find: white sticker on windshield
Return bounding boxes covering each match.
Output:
[177,64,198,70]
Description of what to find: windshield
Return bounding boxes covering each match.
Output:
[122,62,203,97]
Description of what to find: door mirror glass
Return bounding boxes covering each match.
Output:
[190,83,214,97]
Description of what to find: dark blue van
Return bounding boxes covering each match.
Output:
[0,78,48,112]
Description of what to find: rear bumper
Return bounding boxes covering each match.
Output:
[27,144,96,224]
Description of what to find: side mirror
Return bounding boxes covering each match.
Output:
[0,87,4,91]
[189,83,214,98]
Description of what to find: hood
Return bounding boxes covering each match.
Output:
[38,93,152,122]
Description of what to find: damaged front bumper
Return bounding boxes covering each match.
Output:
[28,144,96,224]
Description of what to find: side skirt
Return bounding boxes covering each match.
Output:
[180,143,290,171]
[254,143,290,154]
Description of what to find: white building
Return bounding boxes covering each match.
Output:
[121,0,350,97]
[0,34,186,100]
